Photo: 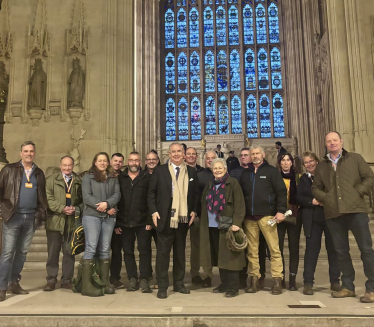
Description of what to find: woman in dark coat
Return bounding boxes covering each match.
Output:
[200,158,246,298]
[296,151,340,295]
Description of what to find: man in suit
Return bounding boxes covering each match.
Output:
[215,144,224,158]
[148,143,199,299]
[275,142,287,160]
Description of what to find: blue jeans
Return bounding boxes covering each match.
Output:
[326,213,374,292]
[0,213,35,290]
[82,216,115,260]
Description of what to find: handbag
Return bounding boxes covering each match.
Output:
[283,215,297,225]
[218,215,233,230]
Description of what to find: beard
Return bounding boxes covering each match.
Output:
[129,165,140,173]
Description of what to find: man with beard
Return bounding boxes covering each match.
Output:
[115,152,153,293]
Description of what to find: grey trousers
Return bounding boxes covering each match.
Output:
[46,229,75,284]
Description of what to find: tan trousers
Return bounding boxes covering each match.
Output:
[243,216,283,278]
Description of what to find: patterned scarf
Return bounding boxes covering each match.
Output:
[206,172,229,219]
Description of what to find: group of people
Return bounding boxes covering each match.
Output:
[0,131,374,303]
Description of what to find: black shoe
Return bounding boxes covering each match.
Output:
[191,275,204,284]
[157,289,167,299]
[202,277,212,288]
[139,279,153,293]
[43,282,56,291]
[173,285,190,294]
[127,278,139,291]
[225,289,239,298]
[0,290,6,302]
[111,280,125,289]
[288,274,298,291]
[213,284,227,293]
[8,282,28,295]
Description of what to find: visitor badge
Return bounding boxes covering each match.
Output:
[66,193,72,198]
[25,183,33,188]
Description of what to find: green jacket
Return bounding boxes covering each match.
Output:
[199,176,246,271]
[312,149,374,219]
[45,172,83,234]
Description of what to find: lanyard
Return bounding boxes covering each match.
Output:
[24,168,32,182]
[64,176,74,194]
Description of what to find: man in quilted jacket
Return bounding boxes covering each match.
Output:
[312,131,374,303]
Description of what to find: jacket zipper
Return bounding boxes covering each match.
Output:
[251,172,255,215]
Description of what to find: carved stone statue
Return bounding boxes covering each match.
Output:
[0,61,9,104]
[68,58,85,109]
[28,58,47,110]
[69,129,86,173]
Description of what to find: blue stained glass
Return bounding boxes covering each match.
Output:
[204,0,213,4]
[230,49,241,91]
[228,5,239,45]
[216,0,226,4]
[189,7,199,47]
[268,2,280,43]
[259,93,271,137]
[273,93,285,137]
[228,0,238,3]
[165,9,175,49]
[166,98,176,141]
[218,95,229,134]
[204,6,214,46]
[205,96,216,135]
[245,48,256,90]
[178,97,189,140]
[216,6,226,46]
[191,97,201,140]
[270,47,282,89]
[258,47,269,90]
[246,94,258,138]
[243,4,254,45]
[165,53,175,94]
[191,0,198,4]
[177,8,187,48]
[177,0,186,6]
[231,95,242,134]
[177,52,188,93]
[190,51,200,93]
[217,50,228,92]
[205,50,215,92]
[256,4,267,43]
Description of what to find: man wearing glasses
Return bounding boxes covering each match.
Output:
[145,150,160,174]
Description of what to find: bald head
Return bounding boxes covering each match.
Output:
[205,151,217,169]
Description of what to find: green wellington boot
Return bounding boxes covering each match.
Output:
[81,259,105,297]
[99,259,115,294]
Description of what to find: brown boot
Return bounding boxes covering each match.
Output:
[43,282,56,291]
[330,283,341,292]
[360,292,374,303]
[272,277,282,295]
[8,282,29,295]
[0,290,6,301]
[303,284,313,295]
[245,276,260,293]
[331,288,355,298]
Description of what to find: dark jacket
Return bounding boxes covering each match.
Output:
[82,172,120,218]
[0,161,47,225]
[193,164,204,173]
[296,173,325,237]
[196,168,213,216]
[147,164,199,232]
[116,168,150,228]
[229,166,245,181]
[277,146,287,159]
[200,176,246,270]
[226,156,240,173]
[240,161,287,216]
[312,149,374,219]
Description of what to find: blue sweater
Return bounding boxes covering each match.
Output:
[17,168,38,214]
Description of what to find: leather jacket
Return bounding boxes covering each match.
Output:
[0,161,48,226]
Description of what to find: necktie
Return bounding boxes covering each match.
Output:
[175,167,180,181]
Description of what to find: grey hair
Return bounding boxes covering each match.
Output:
[20,141,36,151]
[250,144,265,154]
[211,158,227,169]
[204,150,217,159]
[168,142,184,152]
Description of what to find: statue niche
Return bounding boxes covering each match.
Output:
[28,58,47,110]
[0,61,9,105]
[68,58,85,109]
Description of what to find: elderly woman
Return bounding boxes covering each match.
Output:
[200,158,246,297]
[277,153,302,291]
[81,152,120,296]
[296,151,340,295]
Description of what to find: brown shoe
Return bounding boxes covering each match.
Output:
[272,277,283,295]
[60,282,73,290]
[245,276,260,293]
[0,290,6,301]
[111,280,125,289]
[360,292,374,303]
[258,276,265,290]
[330,283,341,292]
[8,282,29,295]
[43,282,56,292]
[303,284,314,295]
[331,288,355,298]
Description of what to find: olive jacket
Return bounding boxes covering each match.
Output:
[45,172,83,234]
[199,176,246,271]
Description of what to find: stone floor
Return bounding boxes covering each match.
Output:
[0,260,373,326]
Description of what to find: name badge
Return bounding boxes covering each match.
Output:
[66,193,72,199]
[25,183,33,188]
[260,176,266,179]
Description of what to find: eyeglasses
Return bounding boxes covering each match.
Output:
[146,159,158,162]
[304,160,315,166]
[128,159,141,163]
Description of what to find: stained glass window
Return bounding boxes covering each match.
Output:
[259,93,271,137]
[217,50,228,92]
[270,47,282,89]
[256,3,267,44]
[228,5,239,45]
[243,4,254,45]
[190,51,200,93]
[231,95,242,134]
[204,6,214,47]
[216,0,226,4]
[165,9,175,49]
[218,95,229,134]
[258,47,269,90]
[230,49,241,91]
[205,50,215,92]
[177,52,188,93]
[166,98,176,141]
[204,0,213,5]
[177,8,187,48]
[165,53,175,94]
[216,6,226,46]
[191,97,201,139]
[178,97,189,140]
[247,94,258,138]
[245,48,256,90]
[273,93,285,137]
[205,96,216,135]
[268,2,280,43]
[189,7,199,47]
[177,0,186,6]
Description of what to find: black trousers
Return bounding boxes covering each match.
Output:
[277,217,302,276]
[209,227,239,291]
[303,219,340,285]
[156,222,189,290]
[326,213,374,292]
[110,231,124,283]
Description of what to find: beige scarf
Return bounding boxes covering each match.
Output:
[168,161,189,228]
